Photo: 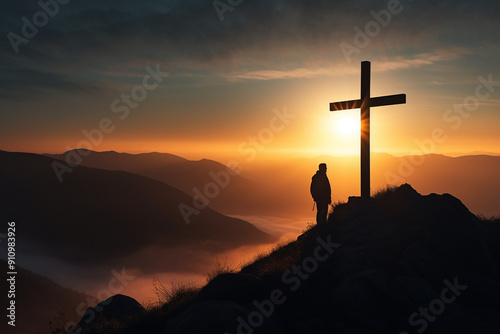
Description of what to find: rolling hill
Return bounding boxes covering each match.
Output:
[0,150,274,268]
[45,150,258,216]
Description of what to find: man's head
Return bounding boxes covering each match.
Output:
[319,163,327,172]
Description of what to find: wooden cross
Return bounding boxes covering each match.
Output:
[329,61,406,199]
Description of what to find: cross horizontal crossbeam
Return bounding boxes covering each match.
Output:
[329,94,406,111]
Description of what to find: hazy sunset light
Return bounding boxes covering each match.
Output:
[1,1,500,333]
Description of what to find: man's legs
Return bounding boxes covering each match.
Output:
[316,202,328,224]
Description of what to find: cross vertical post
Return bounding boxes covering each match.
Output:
[329,61,406,199]
[360,61,371,199]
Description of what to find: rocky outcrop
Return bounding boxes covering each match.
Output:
[78,294,145,331]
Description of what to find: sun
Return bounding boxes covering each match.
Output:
[335,115,359,137]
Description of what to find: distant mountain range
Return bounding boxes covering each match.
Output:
[46,150,500,218]
[46,149,258,216]
[0,150,274,268]
[2,148,497,272]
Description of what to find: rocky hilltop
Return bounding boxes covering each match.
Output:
[73,184,500,334]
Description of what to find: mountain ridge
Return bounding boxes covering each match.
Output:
[34,149,500,218]
[44,149,258,216]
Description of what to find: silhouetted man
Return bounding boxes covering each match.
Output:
[310,163,331,224]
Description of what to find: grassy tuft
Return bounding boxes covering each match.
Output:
[150,279,201,311]
[477,214,500,223]
[372,184,399,199]
[206,256,239,283]
[240,238,303,278]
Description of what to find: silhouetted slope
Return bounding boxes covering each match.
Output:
[61,185,500,333]
[0,260,90,334]
[0,151,274,266]
[480,216,500,274]
[46,149,258,215]
[158,184,500,334]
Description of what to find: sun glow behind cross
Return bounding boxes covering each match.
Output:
[335,114,360,137]
[310,111,361,156]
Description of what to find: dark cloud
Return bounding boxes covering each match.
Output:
[1,0,499,99]
[0,67,104,100]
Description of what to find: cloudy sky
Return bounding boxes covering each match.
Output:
[1,0,499,158]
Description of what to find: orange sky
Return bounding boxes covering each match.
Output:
[3,68,500,161]
[1,1,499,161]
